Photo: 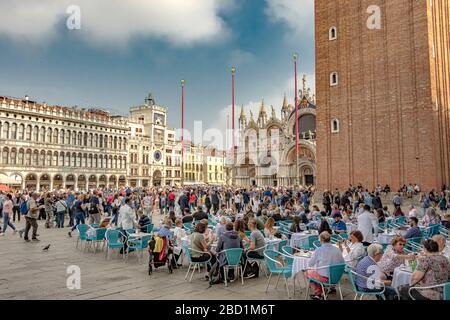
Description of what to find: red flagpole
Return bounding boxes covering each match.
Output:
[231,66,236,159]
[181,79,185,185]
[294,54,299,157]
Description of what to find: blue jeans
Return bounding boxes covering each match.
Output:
[71,213,85,232]
[3,214,16,232]
[56,211,65,228]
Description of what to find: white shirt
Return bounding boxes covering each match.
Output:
[357,210,379,243]
[117,204,137,230]
[343,242,365,268]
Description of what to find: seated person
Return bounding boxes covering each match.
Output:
[263,217,277,238]
[215,216,228,239]
[289,216,302,233]
[379,236,415,279]
[355,243,398,300]
[137,209,151,232]
[431,235,447,254]
[234,219,249,242]
[337,230,365,268]
[331,214,347,234]
[399,239,449,300]
[193,205,208,221]
[404,217,422,239]
[306,231,345,300]
[157,218,174,241]
[189,222,216,274]
[441,213,450,229]
[201,219,216,243]
[246,219,266,260]
[182,211,194,224]
[216,222,244,281]
[172,218,187,266]
[318,219,332,235]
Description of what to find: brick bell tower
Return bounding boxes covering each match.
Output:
[315,0,450,192]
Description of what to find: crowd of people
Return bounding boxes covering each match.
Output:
[0,183,449,300]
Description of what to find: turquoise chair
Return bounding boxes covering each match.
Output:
[183,223,194,232]
[405,237,423,253]
[330,234,340,244]
[339,233,349,240]
[408,282,450,300]
[244,245,268,278]
[146,224,154,233]
[346,267,386,300]
[281,245,300,256]
[429,224,441,237]
[85,227,107,254]
[90,223,99,228]
[244,230,252,238]
[313,240,321,249]
[105,229,126,260]
[395,216,407,226]
[305,263,346,300]
[183,245,212,282]
[125,228,135,237]
[378,222,386,232]
[299,235,319,251]
[126,234,152,263]
[220,248,244,286]
[439,226,448,238]
[264,249,294,298]
[76,224,90,250]
[276,240,288,253]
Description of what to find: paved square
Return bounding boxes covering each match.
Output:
[0,218,360,300]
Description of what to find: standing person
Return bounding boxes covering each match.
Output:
[12,193,20,223]
[24,193,43,242]
[159,191,168,216]
[234,191,242,213]
[141,192,153,223]
[357,205,379,246]
[54,195,68,229]
[88,191,101,224]
[66,192,76,227]
[168,190,176,212]
[112,194,121,226]
[68,195,87,237]
[44,193,55,228]
[204,192,212,214]
[211,190,220,214]
[2,194,17,235]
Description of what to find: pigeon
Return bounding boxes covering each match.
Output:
[42,244,51,252]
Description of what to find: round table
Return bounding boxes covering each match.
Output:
[291,254,312,278]
[289,233,310,248]
[391,266,413,293]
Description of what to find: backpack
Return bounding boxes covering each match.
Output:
[20,201,29,215]
[208,260,223,285]
[243,261,260,278]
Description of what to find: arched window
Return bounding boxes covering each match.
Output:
[46,127,52,143]
[60,130,65,144]
[59,152,65,167]
[2,122,9,139]
[18,149,24,165]
[66,131,71,145]
[65,152,70,167]
[99,135,103,148]
[53,129,59,144]
[331,118,340,133]
[114,137,117,149]
[77,132,82,146]
[40,127,45,142]
[33,126,38,142]
[53,152,58,167]
[25,150,32,166]
[26,125,32,140]
[88,133,93,147]
[10,148,16,164]
[77,153,82,167]
[329,26,337,40]
[71,152,77,167]
[83,132,88,146]
[10,123,17,139]
[72,131,76,145]
[2,147,9,164]
[39,151,45,166]
[32,150,39,166]
[18,124,25,140]
[330,72,338,86]
[46,152,52,166]
[94,134,98,148]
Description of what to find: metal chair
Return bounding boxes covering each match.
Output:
[264,249,294,298]
[105,229,126,260]
[305,263,346,300]
[85,227,107,254]
[75,224,89,250]
[346,267,386,300]
[408,282,450,300]
[219,248,244,286]
[183,246,212,282]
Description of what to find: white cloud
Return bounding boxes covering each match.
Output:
[228,49,255,67]
[0,0,235,47]
[265,0,314,41]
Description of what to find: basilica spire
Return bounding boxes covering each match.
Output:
[257,98,268,127]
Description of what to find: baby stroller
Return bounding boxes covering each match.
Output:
[147,234,176,275]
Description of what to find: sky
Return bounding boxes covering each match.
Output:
[0,0,315,149]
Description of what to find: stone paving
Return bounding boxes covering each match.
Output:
[0,215,367,300]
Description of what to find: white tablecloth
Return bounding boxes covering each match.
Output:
[391,266,412,292]
[290,233,309,248]
[376,233,396,245]
[291,255,312,278]
[346,223,357,233]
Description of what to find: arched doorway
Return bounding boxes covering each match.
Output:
[25,173,38,190]
[300,166,315,186]
[66,174,76,190]
[77,175,86,191]
[118,175,126,187]
[153,170,162,187]
[109,175,117,188]
[99,175,107,188]
[40,174,51,190]
[88,175,97,190]
[53,174,63,190]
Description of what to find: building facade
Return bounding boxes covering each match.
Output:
[0,93,183,190]
[0,96,129,190]
[234,77,317,187]
[315,0,450,191]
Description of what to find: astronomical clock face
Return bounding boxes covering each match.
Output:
[154,150,162,162]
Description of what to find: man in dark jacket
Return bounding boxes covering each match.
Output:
[216,222,243,281]
[178,192,189,212]
[211,191,220,214]
[193,205,208,221]
[372,192,383,210]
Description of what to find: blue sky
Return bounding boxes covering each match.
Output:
[0,0,314,147]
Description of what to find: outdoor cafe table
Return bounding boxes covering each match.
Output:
[128,232,152,239]
[291,252,312,279]
[290,232,311,248]
[376,233,397,245]
[391,265,413,293]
